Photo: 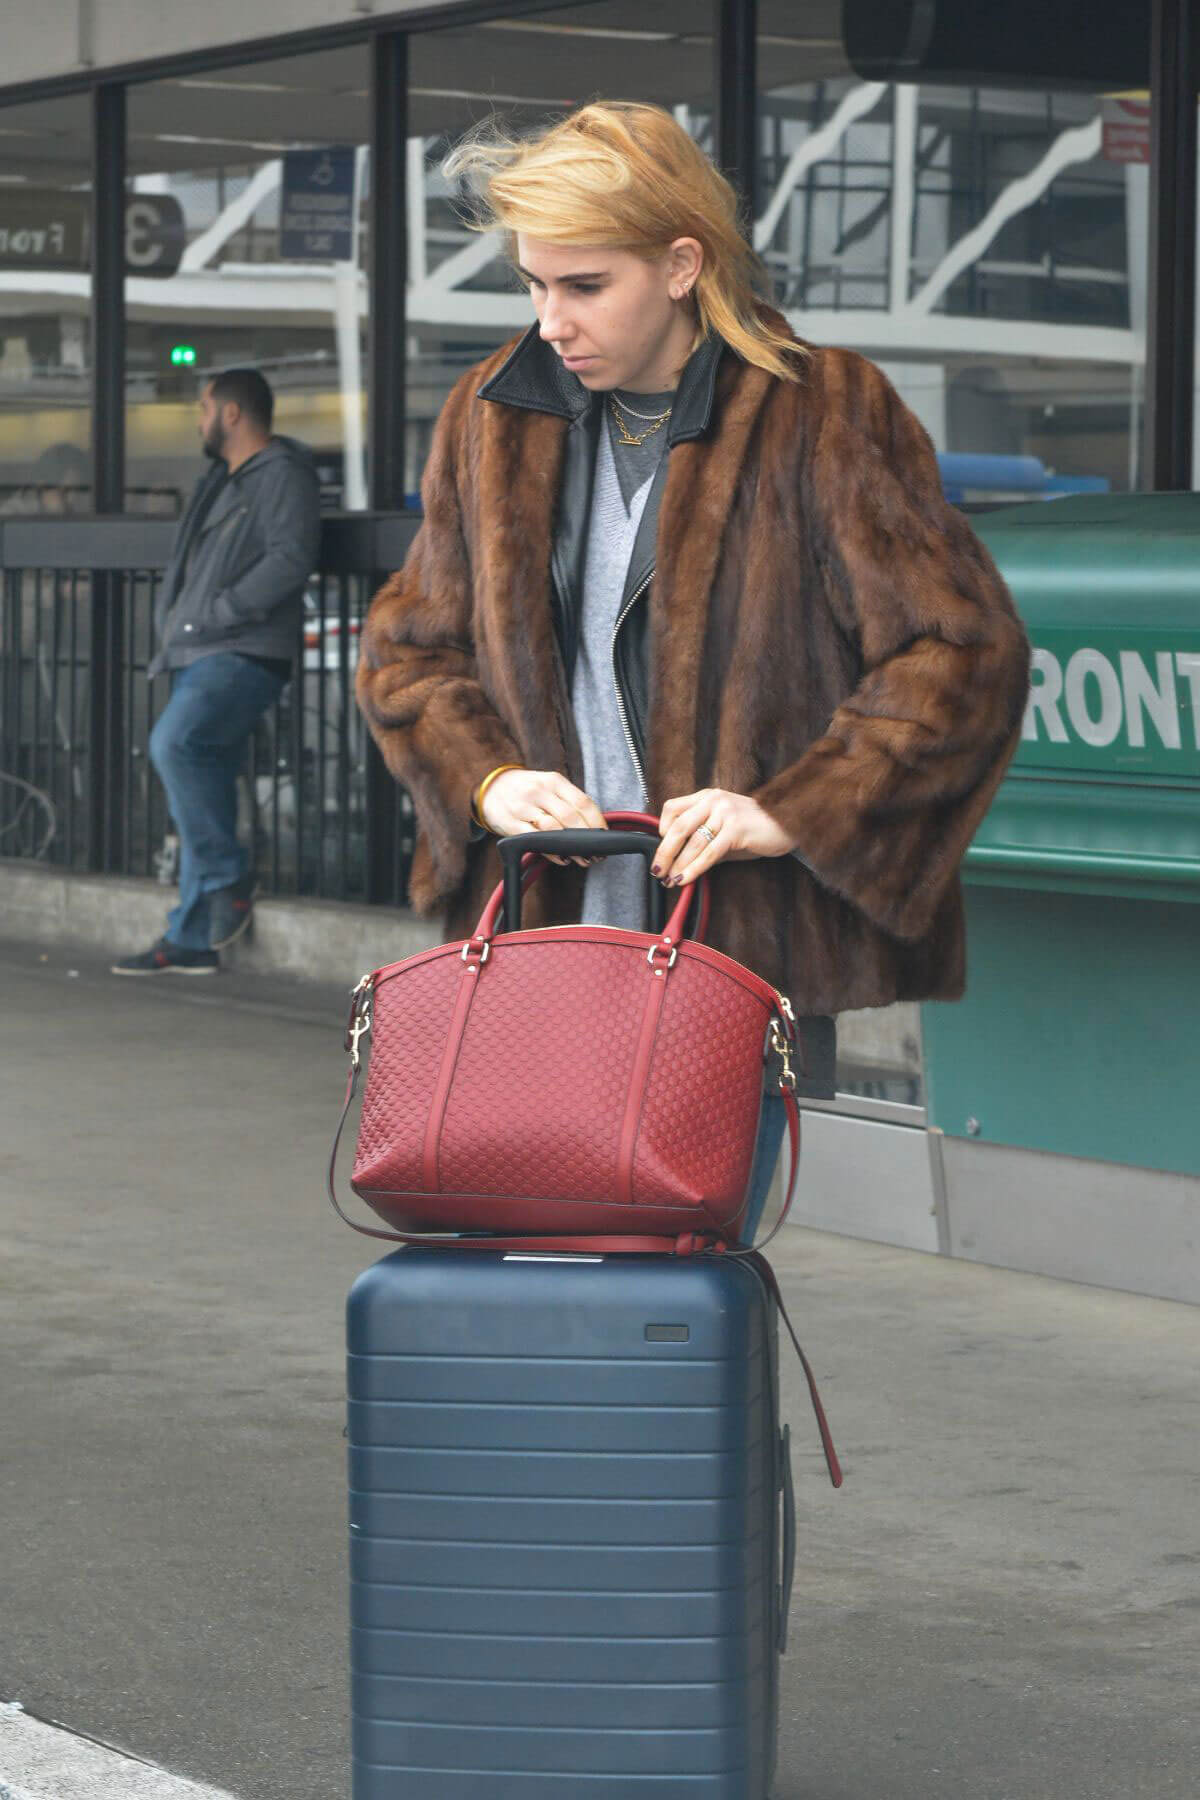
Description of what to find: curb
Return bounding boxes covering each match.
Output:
[0,858,438,987]
[0,1706,239,1800]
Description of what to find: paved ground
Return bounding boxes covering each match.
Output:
[1,940,1198,1800]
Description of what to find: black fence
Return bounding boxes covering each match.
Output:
[0,513,421,906]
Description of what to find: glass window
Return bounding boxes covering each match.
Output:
[406,0,715,492]
[0,94,92,515]
[754,5,1151,1110]
[125,46,369,515]
[757,0,1140,500]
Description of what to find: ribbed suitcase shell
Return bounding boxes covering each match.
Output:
[347,1249,791,1799]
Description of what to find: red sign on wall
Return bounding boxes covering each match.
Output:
[1101,94,1150,165]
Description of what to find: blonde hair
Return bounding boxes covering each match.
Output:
[442,101,807,383]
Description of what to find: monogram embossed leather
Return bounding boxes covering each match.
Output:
[343,815,799,1246]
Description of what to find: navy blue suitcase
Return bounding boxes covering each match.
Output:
[347,1247,796,1799]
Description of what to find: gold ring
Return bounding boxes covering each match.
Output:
[698,823,716,845]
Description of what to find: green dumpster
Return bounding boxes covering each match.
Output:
[920,492,1200,1301]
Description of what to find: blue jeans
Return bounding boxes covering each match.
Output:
[738,1090,790,1247]
[149,653,286,950]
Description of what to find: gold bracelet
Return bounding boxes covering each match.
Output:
[472,763,525,830]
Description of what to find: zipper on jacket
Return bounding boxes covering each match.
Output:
[204,502,248,536]
[611,567,653,794]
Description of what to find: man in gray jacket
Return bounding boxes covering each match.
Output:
[113,367,320,975]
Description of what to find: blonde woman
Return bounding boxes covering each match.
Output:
[357,102,1029,1241]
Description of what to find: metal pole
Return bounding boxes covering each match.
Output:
[92,84,125,511]
[89,83,126,872]
[1143,0,1198,490]
[715,0,759,226]
[369,30,408,511]
[365,30,408,903]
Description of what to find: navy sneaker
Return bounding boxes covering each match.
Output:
[111,937,219,977]
[208,875,260,950]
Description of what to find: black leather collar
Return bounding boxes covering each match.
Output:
[477,322,727,445]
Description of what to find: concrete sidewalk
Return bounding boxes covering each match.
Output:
[0,1701,238,1800]
[1,940,1198,1799]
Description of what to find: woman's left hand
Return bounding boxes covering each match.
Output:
[653,789,799,886]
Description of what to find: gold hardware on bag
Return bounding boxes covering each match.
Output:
[349,1008,372,1069]
[769,1020,798,1092]
[347,975,374,1070]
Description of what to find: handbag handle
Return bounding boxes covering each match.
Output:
[486,810,711,942]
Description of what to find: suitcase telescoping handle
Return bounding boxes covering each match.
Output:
[498,829,663,934]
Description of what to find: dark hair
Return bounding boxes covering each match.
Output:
[33,442,91,486]
[208,366,273,433]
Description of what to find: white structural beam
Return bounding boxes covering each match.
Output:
[789,308,1136,366]
[406,138,428,289]
[0,264,1139,368]
[333,143,369,510]
[180,160,282,272]
[754,82,888,252]
[134,267,345,317]
[907,117,1104,316]
[417,226,506,295]
[890,84,918,314]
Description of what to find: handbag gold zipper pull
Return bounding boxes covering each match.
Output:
[348,1006,372,1070]
[346,974,374,1069]
[768,1020,797,1092]
[771,993,798,1090]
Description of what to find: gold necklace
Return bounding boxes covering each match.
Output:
[609,394,672,447]
[614,392,674,420]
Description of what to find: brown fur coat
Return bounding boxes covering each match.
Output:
[356,328,1030,1014]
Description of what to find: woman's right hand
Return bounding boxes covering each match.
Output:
[479,769,607,866]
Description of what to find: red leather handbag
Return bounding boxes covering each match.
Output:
[327,811,842,1488]
[328,812,803,1255]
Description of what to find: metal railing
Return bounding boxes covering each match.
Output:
[0,513,420,906]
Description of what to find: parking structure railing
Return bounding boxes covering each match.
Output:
[0,513,420,907]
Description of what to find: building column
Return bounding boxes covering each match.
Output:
[1144,0,1198,489]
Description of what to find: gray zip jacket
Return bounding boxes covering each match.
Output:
[150,435,320,676]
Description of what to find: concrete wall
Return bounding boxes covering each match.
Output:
[0,856,922,1075]
[3,1,458,89]
[0,857,439,986]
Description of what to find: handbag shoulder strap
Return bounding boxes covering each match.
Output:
[326,1069,841,1488]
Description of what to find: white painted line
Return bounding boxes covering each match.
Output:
[0,1705,239,1800]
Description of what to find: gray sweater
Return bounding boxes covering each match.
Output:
[573,421,662,930]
